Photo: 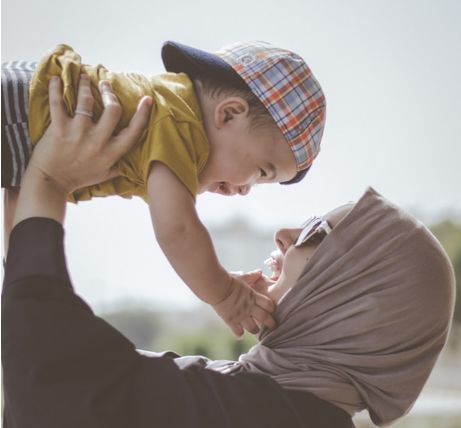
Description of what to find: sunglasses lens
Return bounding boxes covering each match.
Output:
[295,229,309,246]
[295,217,321,247]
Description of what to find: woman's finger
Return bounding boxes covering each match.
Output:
[95,80,123,141]
[100,79,119,108]
[48,76,66,124]
[110,95,152,158]
[74,75,94,123]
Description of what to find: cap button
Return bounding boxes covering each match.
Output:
[238,54,255,66]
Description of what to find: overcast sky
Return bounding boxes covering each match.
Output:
[2,0,460,308]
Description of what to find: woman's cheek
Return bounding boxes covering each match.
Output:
[285,247,313,282]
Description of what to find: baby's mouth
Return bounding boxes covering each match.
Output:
[264,249,284,280]
[209,181,227,194]
[207,181,223,193]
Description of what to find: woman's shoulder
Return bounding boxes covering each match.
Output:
[182,362,354,428]
[283,388,356,428]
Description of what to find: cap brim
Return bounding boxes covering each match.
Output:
[161,41,246,88]
[280,167,309,185]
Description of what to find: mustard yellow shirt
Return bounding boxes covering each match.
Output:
[28,44,209,202]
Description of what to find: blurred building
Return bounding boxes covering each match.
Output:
[210,217,275,274]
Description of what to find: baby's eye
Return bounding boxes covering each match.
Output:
[259,168,267,178]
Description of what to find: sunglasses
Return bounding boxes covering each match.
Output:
[294,216,332,247]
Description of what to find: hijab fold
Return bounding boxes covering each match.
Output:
[218,188,455,426]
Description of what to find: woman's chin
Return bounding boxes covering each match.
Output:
[268,276,291,303]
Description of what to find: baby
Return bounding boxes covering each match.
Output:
[1,40,326,336]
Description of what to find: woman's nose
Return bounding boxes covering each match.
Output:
[274,228,300,254]
[274,229,292,254]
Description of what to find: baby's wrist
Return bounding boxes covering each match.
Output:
[208,274,234,307]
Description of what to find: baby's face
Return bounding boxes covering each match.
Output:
[198,114,297,196]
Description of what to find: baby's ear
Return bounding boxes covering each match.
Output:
[215,97,249,126]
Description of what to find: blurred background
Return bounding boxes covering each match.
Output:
[2,0,460,426]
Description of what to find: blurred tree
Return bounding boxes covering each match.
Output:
[102,307,164,350]
[157,328,257,360]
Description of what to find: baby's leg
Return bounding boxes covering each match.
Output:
[1,60,36,188]
[2,60,36,253]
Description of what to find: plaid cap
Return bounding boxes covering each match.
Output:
[162,41,326,182]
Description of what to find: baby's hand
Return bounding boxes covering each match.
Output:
[212,271,276,338]
[248,273,276,296]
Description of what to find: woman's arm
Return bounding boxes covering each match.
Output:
[2,74,191,428]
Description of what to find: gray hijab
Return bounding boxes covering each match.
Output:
[212,188,455,426]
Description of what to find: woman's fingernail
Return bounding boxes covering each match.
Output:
[99,80,111,90]
[102,92,113,107]
[137,96,153,110]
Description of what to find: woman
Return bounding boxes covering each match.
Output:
[2,77,455,428]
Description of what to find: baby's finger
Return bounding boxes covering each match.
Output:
[254,291,276,314]
[48,76,66,124]
[249,276,273,295]
[74,75,94,123]
[239,270,263,285]
[229,322,244,339]
[242,317,260,335]
[251,305,276,331]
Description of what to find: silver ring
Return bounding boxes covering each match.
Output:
[75,108,93,118]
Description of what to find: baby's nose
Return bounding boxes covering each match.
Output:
[238,184,251,196]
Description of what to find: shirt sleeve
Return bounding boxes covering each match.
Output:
[139,116,200,197]
[2,217,69,287]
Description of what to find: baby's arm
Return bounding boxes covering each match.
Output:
[147,162,275,337]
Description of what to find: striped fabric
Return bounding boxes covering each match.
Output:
[1,61,36,187]
[217,42,326,171]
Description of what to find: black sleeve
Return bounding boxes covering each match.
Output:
[1,218,193,428]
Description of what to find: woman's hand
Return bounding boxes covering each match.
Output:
[29,75,152,194]
[13,75,152,227]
